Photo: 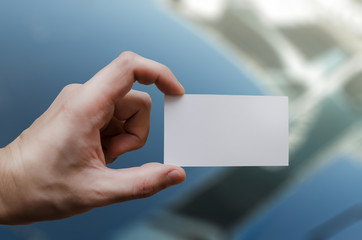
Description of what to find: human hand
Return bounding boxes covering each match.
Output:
[0,52,186,225]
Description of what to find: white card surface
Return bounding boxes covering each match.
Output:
[164,94,289,167]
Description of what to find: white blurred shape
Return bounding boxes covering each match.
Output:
[179,0,226,20]
[250,0,316,24]
[316,0,362,36]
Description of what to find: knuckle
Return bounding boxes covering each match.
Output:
[58,84,83,113]
[133,137,147,150]
[120,51,137,58]
[159,64,171,75]
[139,92,152,109]
[117,51,137,66]
[126,135,148,152]
[61,83,81,94]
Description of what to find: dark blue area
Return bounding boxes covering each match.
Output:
[0,1,261,239]
[234,155,362,240]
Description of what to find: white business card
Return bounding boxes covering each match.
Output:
[164,94,288,167]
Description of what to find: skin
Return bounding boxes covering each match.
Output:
[0,51,186,225]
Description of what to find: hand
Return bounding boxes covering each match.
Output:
[0,51,186,225]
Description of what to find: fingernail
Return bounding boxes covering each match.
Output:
[167,170,184,186]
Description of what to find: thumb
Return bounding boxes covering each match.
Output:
[98,163,186,205]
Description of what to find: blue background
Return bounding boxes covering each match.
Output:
[0,0,261,239]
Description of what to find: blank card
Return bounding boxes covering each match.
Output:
[164,94,288,167]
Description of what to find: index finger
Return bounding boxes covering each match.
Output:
[85,51,185,103]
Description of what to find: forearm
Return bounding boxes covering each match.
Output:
[0,136,60,225]
[0,145,12,224]
[0,138,30,225]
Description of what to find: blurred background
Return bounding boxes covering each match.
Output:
[1,0,362,239]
